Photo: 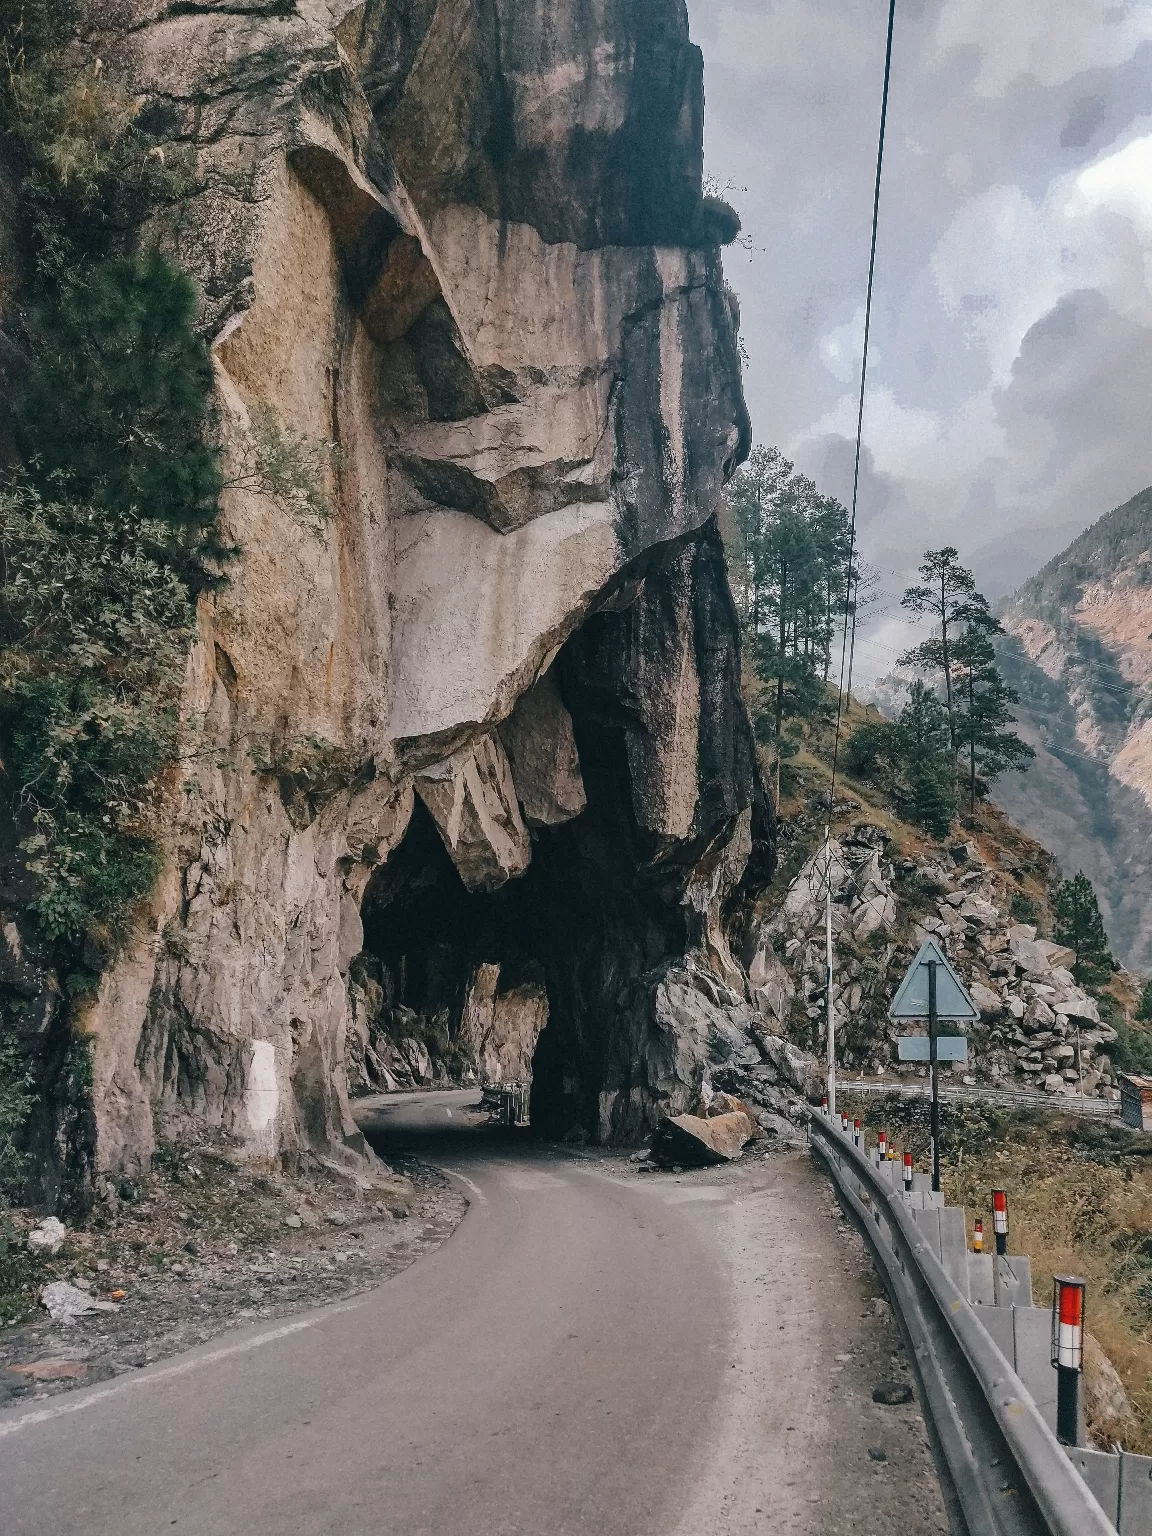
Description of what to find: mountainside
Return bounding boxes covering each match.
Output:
[994,488,1152,971]
[0,0,773,1209]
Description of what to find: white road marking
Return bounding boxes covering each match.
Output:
[438,1167,487,1204]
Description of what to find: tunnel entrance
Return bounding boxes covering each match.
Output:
[352,799,552,1096]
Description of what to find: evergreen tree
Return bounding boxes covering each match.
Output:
[14,252,222,549]
[722,445,856,797]
[1138,977,1152,1023]
[1052,873,1114,987]
[952,626,1035,812]
[898,548,997,753]
[897,681,956,837]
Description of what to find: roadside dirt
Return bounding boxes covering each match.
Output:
[0,1114,471,1409]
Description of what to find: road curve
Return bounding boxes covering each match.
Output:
[0,1091,947,1535]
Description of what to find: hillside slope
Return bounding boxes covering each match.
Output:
[994,487,1152,970]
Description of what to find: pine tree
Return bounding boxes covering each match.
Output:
[896,681,956,838]
[1052,873,1114,987]
[952,627,1035,812]
[1135,977,1152,1023]
[898,549,998,754]
[15,251,222,542]
[721,445,856,799]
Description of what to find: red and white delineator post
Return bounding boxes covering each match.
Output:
[902,1151,913,1192]
[877,1129,887,1161]
[991,1188,1008,1256]
[853,1119,862,1148]
[1051,1276,1086,1446]
[841,1111,850,1134]
[821,1096,829,1118]
[972,1219,984,1254]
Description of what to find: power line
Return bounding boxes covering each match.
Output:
[826,0,898,833]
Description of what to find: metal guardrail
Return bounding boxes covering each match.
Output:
[480,1082,530,1126]
[810,1114,1129,1535]
[838,1079,1121,1122]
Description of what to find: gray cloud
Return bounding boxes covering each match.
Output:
[690,2,1152,672]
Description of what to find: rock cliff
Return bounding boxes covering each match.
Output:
[995,488,1152,971]
[2,1,772,1196]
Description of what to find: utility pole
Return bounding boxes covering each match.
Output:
[929,958,941,1193]
[825,837,836,1119]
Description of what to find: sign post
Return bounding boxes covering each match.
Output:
[889,937,978,1193]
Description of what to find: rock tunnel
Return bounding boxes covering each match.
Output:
[350,525,770,1143]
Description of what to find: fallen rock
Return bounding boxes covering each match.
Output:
[872,1381,914,1405]
[40,1282,119,1324]
[650,1111,758,1167]
[969,981,1003,1017]
[1010,935,1054,976]
[8,1359,88,1381]
[26,1217,67,1256]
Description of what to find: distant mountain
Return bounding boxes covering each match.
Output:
[994,487,1152,971]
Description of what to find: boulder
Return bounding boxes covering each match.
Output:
[1024,998,1056,1030]
[1060,993,1101,1025]
[853,892,896,941]
[1036,940,1076,970]
[1010,935,1054,976]
[26,1217,67,1256]
[758,1035,824,1099]
[1042,1074,1065,1093]
[969,981,1003,1017]
[650,1110,758,1167]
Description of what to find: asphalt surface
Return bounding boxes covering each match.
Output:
[0,1091,949,1534]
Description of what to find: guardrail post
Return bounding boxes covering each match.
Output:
[992,1188,1008,1256]
[1052,1276,1086,1448]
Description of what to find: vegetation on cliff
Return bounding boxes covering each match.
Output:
[1,0,223,1209]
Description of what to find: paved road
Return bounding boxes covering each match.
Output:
[0,1092,947,1535]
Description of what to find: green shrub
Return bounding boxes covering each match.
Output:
[15,253,222,550]
[1010,892,1039,924]
[1,484,195,947]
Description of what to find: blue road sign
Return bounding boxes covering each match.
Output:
[888,937,979,1022]
[897,1035,969,1063]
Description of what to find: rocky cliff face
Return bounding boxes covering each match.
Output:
[4,0,771,1194]
[995,489,1152,971]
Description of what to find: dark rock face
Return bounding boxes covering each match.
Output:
[356,526,772,1141]
[357,0,708,249]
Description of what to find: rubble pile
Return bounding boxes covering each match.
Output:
[738,824,1121,1098]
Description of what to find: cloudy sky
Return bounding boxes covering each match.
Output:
[689,0,1152,680]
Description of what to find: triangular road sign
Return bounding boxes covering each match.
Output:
[889,937,979,1022]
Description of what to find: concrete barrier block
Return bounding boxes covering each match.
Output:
[1012,1306,1057,1433]
[994,1253,1032,1308]
[1066,1448,1119,1525]
[937,1207,969,1299]
[913,1205,942,1263]
[967,1252,994,1305]
[912,1171,932,1193]
[1119,1448,1152,1535]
